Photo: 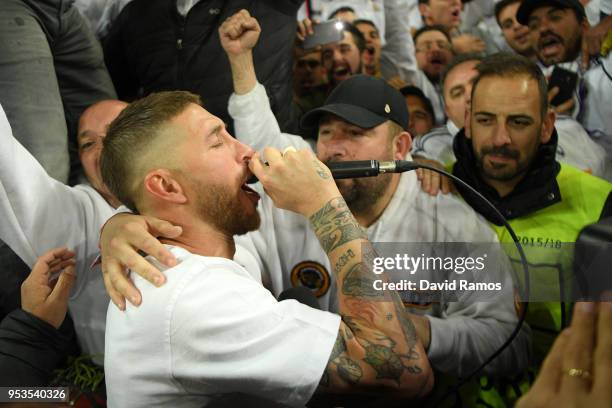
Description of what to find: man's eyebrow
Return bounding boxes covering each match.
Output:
[473,111,496,117]
[206,124,223,139]
[507,114,534,121]
[78,130,94,139]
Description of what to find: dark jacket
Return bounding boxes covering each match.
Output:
[452,128,562,225]
[103,0,301,132]
[0,309,77,386]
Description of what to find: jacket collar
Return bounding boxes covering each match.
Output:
[452,128,562,225]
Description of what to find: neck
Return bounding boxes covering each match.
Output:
[103,192,122,209]
[352,174,400,227]
[154,211,236,259]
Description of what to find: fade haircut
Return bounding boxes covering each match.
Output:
[495,0,522,25]
[471,53,549,119]
[101,91,202,211]
[440,52,484,91]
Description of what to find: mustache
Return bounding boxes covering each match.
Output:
[480,146,519,160]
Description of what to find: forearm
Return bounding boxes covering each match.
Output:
[309,197,432,395]
[228,51,257,95]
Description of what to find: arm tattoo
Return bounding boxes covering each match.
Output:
[342,261,385,298]
[313,198,425,389]
[337,357,363,384]
[309,197,366,253]
[334,248,355,274]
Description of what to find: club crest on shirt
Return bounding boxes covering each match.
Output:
[290,261,331,297]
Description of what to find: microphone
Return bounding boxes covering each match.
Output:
[278,287,321,309]
[327,160,419,179]
[247,160,419,183]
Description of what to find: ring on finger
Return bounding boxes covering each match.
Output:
[565,368,592,381]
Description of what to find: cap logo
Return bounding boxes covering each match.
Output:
[384,104,391,114]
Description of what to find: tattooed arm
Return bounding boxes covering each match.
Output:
[311,198,433,396]
[249,147,433,397]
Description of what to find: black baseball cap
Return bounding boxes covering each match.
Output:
[516,0,586,25]
[301,75,409,130]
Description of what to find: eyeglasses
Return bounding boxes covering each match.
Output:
[416,40,452,52]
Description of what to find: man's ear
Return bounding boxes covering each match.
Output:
[144,169,188,204]
[394,131,412,159]
[540,108,556,144]
[418,4,431,24]
[464,105,472,139]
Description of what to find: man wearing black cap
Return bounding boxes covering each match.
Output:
[516,0,612,154]
[517,0,587,66]
[97,11,530,406]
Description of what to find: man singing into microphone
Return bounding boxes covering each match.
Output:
[100,10,529,406]
[101,90,432,406]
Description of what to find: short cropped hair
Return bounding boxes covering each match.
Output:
[413,24,452,45]
[471,53,548,119]
[101,91,202,211]
[495,0,522,25]
[440,52,484,90]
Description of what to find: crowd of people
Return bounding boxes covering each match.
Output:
[0,0,611,407]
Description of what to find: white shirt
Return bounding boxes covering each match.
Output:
[105,245,339,408]
[228,83,531,377]
[412,121,458,165]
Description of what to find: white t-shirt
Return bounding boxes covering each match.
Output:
[105,246,340,408]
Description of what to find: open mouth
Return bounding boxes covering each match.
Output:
[241,176,260,205]
[539,35,562,55]
[450,9,461,21]
[365,46,375,56]
[429,55,445,69]
[333,66,351,81]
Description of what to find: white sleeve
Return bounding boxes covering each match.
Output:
[228,83,313,152]
[379,0,421,85]
[0,104,111,288]
[602,0,612,15]
[171,264,340,406]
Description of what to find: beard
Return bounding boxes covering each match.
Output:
[537,30,582,66]
[192,180,260,236]
[335,175,393,214]
[324,145,394,215]
[475,144,536,182]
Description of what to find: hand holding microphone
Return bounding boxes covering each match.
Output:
[248,146,341,217]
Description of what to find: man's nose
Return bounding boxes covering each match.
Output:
[333,48,343,62]
[492,124,512,146]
